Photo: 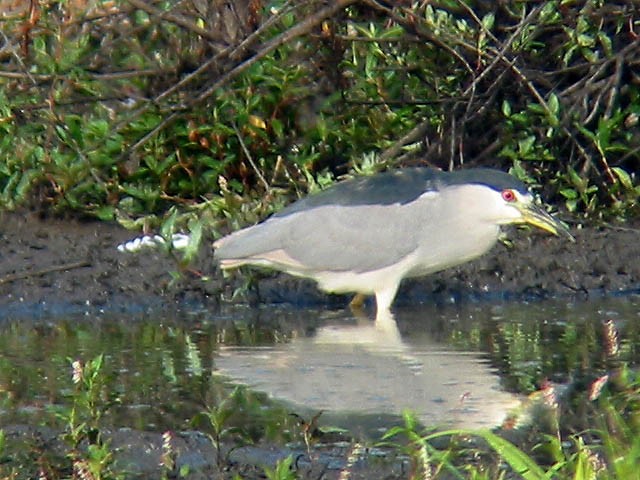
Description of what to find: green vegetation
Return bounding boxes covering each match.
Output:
[0,0,637,232]
[379,377,640,480]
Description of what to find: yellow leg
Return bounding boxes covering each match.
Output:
[349,292,367,309]
[348,293,369,319]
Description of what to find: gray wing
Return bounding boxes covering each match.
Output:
[215,199,433,273]
[278,203,424,272]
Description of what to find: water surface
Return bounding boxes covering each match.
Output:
[1,296,638,437]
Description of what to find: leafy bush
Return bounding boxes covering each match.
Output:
[0,0,637,222]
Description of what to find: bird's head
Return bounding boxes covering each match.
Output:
[496,187,574,240]
[444,169,574,241]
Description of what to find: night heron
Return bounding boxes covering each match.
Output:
[213,168,572,314]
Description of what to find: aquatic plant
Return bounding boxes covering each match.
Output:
[263,454,297,480]
[57,354,121,480]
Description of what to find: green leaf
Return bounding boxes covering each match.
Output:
[476,430,547,480]
[15,170,39,201]
[518,136,536,155]
[559,188,578,200]
[481,13,495,30]
[581,47,598,63]
[568,167,584,189]
[577,34,595,48]
[498,145,517,160]
[548,93,560,116]
[598,32,613,56]
[509,160,535,184]
[264,455,295,480]
[502,100,512,117]
[94,205,115,221]
[161,208,178,239]
[566,198,578,212]
[573,437,597,480]
[611,167,633,190]
[540,2,561,21]
[183,220,203,263]
[575,123,596,141]
[527,103,546,115]
[271,118,284,139]
[563,45,578,66]
[55,125,69,142]
[87,119,110,139]
[381,425,407,440]
[596,118,613,148]
[380,25,404,38]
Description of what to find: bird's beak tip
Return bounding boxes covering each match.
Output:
[553,225,576,243]
[521,203,574,242]
[564,229,577,243]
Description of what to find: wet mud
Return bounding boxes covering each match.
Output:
[1,211,638,319]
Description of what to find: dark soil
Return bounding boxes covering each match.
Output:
[1,211,639,320]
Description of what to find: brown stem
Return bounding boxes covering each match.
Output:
[0,261,91,285]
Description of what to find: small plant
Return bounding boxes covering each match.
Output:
[63,356,107,444]
[263,454,297,480]
[53,354,120,480]
[160,431,191,479]
[380,412,547,480]
[380,411,449,480]
[290,411,323,453]
[0,430,17,479]
[195,386,251,467]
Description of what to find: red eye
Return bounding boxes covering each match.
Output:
[502,189,516,202]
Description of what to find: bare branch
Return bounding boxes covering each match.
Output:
[123,0,358,156]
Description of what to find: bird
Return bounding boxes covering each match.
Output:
[213,167,573,315]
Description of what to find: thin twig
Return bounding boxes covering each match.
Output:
[194,0,358,104]
[126,0,220,43]
[332,34,424,43]
[231,121,270,193]
[462,3,543,98]
[0,69,168,81]
[378,119,432,163]
[0,29,37,85]
[604,55,623,120]
[0,261,91,285]
[363,0,474,76]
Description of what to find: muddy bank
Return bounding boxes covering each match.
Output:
[1,424,402,479]
[0,211,639,319]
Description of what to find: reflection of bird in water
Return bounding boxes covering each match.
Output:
[215,310,522,429]
[214,168,572,317]
[313,309,403,348]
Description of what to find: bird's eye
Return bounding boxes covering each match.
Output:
[501,189,516,202]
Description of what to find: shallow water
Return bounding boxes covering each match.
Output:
[0,295,639,438]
